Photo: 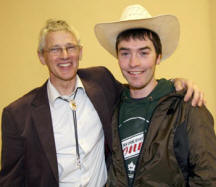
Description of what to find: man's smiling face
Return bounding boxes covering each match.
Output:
[117,37,161,97]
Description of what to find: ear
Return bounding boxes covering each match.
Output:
[38,51,46,65]
[156,54,161,65]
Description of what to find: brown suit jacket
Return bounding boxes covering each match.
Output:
[0,66,123,187]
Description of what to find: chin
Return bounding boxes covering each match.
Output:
[129,83,146,90]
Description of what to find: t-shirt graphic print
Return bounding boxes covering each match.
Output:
[119,116,149,185]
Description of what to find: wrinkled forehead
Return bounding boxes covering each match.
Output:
[45,30,79,46]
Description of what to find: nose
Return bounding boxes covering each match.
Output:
[129,54,140,67]
[60,48,69,59]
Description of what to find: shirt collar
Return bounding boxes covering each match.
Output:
[47,75,85,107]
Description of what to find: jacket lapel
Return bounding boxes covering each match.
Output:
[81,79,110,125]
[112,106,129,185]
[80,77,113,147]
[31,82,59,182]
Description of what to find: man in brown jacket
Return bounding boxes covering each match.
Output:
[95,4,216,186]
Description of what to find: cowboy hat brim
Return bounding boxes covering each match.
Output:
[94,15,180,61]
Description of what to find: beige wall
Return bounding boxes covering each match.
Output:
[210,0,216,116]
[0,0,215,158]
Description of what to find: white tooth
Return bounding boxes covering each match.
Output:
[130,71,141,74]
[59,63,70,67]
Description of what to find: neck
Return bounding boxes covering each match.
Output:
[130,79,158,99]
[50,77,77,96]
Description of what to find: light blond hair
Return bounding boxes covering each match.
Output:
[38,19,80,53]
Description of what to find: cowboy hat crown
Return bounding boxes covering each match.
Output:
[94,4,180,61]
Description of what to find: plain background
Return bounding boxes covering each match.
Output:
[1,0,216,160]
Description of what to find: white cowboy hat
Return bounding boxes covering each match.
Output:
[94,4,180,61]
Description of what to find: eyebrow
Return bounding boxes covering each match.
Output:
[118,46,152,51]
[118,47,129,52]
[139,47,151,51]
[50,43,77,48]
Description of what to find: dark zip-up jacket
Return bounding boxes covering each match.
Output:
[107,90,216,187]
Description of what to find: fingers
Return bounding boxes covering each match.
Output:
[183,82,205,107]
[172,78,206,107]
[185,88,205,107]
[173,78,186,91]
[191,91,205,107]
[174,81,183,91]
[184,86,194,102]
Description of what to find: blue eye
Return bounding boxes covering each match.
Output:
[66,45,80,53]
[50,48,61,53]
[141,51,147,55]
[66,46,76,51]
[120,52,129,56]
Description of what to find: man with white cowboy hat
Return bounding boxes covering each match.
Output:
[95,4,216,186]
[0,16,207,187]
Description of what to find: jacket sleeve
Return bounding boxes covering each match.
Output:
[0,107,25,187]
[187,105,216,186]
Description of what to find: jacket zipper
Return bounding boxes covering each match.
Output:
[117,111,130,186]
[130,117,152,187]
